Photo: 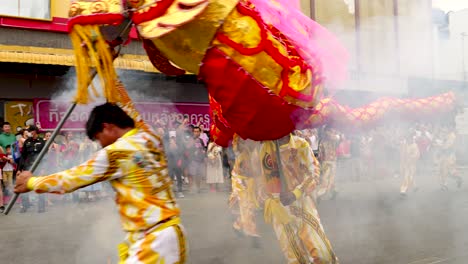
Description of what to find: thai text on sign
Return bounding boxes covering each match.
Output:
[34,100,210,131]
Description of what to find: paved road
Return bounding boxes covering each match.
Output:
[1,176,468,264]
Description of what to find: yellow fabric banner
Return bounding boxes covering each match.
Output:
[4,101,34,133]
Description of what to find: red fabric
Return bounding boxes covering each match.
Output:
[0,153,6,169]
[142,39,186,76]
[416,137,431,154]
[215,2,316,104]
[336,140,350,157]
[201,49,456,145]
[210,121,234,147]
[131,0,175,25]
[61,141,79,160]
[216,4,268,56]
[200,47,316,144]
[208,95,234,147]
[0,17,68,33]
[68,13,125,31]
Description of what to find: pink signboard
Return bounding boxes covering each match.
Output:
[34,99,210,131]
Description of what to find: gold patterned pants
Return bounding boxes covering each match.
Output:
[317,161,337,197]
[119,222,186,264]
[269,196,338,264]
[230,176,259,237]
[438,154,460,187]
[400,163,416,194]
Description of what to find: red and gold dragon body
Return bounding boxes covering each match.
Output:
[67,0,456,146]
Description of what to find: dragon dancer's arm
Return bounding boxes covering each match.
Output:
[26,147,128,194]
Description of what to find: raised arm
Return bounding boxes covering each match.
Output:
[26,148,130,194]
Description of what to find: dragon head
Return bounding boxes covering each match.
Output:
[67,0,208,102]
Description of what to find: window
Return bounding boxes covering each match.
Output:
[0,0,51,20]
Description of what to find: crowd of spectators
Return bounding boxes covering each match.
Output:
[292,122,465,190]
[154,116,232,198]
[1,115,465,214]
[0,122,104,213]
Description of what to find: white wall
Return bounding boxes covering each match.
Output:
[434,9,468,82]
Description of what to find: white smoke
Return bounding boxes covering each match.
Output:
[433,0,468,12]
[343,0,355,14]
[320,1,465,96]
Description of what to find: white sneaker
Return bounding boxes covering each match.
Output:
[177,192,185,198]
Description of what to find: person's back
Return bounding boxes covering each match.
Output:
[166,137,180,169]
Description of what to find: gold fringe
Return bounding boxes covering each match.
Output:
[69,24,120,104]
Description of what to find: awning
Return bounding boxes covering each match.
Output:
[0,44,160,73]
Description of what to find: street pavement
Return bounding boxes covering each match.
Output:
[1,175,468,264]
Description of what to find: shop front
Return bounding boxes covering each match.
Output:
[34,99,210,132]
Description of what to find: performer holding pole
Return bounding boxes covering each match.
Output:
[437,126,463,190]
[11,12,187,262]
[399,134,420,196]
[3,18,133,215]
[14,83,186,263]
[229,136,261,246]
[259,134,337,264]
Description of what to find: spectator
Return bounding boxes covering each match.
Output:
[42,132,61,205]
[61,132,80,169]
[177,116,191,135]
[2,145,15,199]
[187,126,206,193]
[336,134,351,159]
[336,134,351,182]
[199,124,210,147]
[18,125,46,213]
[0,122,17,151]
[166,134,184,198]
[155,127,166,138]
[0,147,7,213]
[206,141,224,192]
[61,132,80,202]
[18,129,29,149]
[42,132,60,174]
[309,129,319,158]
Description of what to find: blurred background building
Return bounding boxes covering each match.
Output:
[0,1,466,127]
[299,0,467,100]
[0,1,207,128]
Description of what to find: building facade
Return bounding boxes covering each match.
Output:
[300,0,467,96]
[0,1,466,127]
[0,1,207,127]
